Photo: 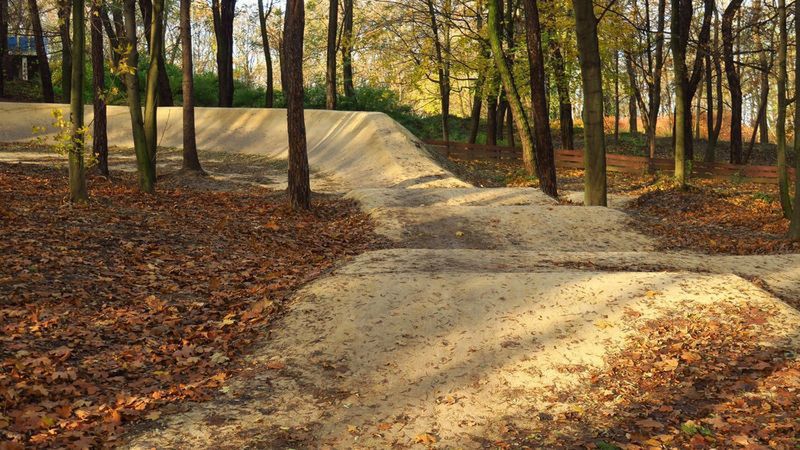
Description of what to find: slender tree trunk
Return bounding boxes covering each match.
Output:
[496,98,507,140]
[181,0,203,172]
[100,6,122,66]
[709,11,723,154]
[1,0,7,97]
[694,78,702,139]
[522,0,557,197]
[212,0,236,107]
[704,48,714,162]
[755,0,769,145]
[258,0,274,107]
[284,0,310,210]
[614,51,620,142]
[629,93,638,134]
[572,0,607,205]
[791,0,800,239]
[468,77,483,143]
[486,85,498,145]
[123,0,154,192]
[776,0,790,216]
[341,0,354,98]
[647,0,666,169]
[144,0,164,164]
[58,0,72,103]
[488,0,536,176]
[68,0,87,202]
[551,40,574,149]
[671,0,692,187]
[325,0,338,109]
[139,0,173,106]
[90,0,108,177]
[27,0,54,102]
[426,0,450,142]
[723,0,743,164]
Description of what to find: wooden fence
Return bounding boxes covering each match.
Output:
[424,140,796,184]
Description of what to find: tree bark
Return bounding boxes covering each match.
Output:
[754,0,769,145]
[486,85,498,145]
[325,0,338,109]
[27,0,54,102]
[426,0,450,142]
[212,0,236,107]
[791,0,800,239]
[704,47,714,162]
[1,0,7,97]
[572,0,607,205]
[69,0,87,202]
[139,0,174,106]
[614,51,620,142]
[646,0,666,169]
[58,0,72,103]
[181,0,203,172]
[671,0,692,186]
[723,0,743,164]
[284,0,310,210]
[550,40,574,149]
[258,0,274,107]
[341,0,355,98]
[144,0,164,163]
[100,6,122,66]
[90,0,108,177]
[122,0,154,192]
[468,2,487,144]
[488,0,537,176]
[522,0,557,197]
[628,91,638,134]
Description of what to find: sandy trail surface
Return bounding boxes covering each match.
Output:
[1,104,798,448]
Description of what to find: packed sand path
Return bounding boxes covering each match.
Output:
[1,104,799,448]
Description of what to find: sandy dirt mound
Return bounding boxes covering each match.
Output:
[0,103,468,190]
[122,266,800,449]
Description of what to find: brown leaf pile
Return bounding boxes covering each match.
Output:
[500,303,800,449]
[628,185,800,254]
[0,163,384,448]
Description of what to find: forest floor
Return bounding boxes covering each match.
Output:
[0,146,385,448]
[2,143,800,449]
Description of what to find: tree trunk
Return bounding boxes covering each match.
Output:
[647,0,666,169]
[181,0,203,172]
[58,0,72,103]
[123,0,154,192]
[614,51,620,142]
[709,11,723,156]
[629,93,638,134]
[1,0,7,97]
[426,0,450,142]
[325,0,338,109]
[775,0,789,216]
[550,40,574,149]
[704,48,714,162]
[671,0,692,187]
[100,6,122,66]
[284,0,310,210]
[27,0,54,102]
[572,0,607,206]
[144,0,164,165]
[486,86,498,145]
[754,0,769,145]
[522,0,557,197]
[139,0,173,106]
[69,0,87,202]
[212,0,236,107]
[341,0,354,98]
[488,0,537,176]
[791,0,800,239]
[258,0,274,107]
[723,0,743,164]
[90,0,108,177]
[467,80,483,144]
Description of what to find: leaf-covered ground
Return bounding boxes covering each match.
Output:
[446,156,800,255]
[494,302,800,449]
[0,162,384,448]
[627,181,800,255]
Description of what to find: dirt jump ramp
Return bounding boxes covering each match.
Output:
[0,102,468,189]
